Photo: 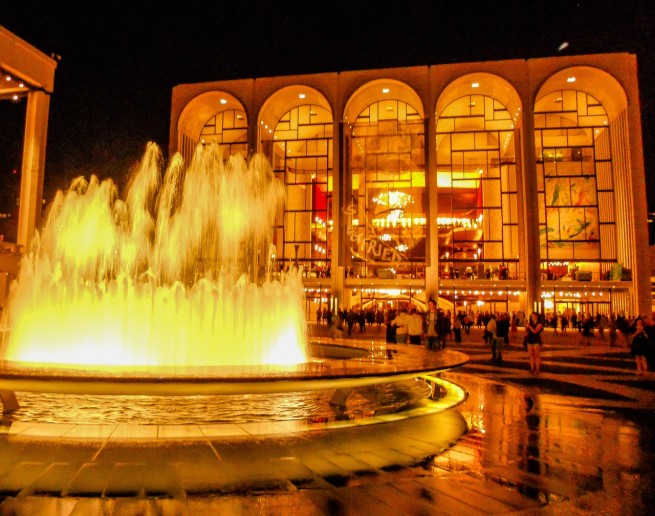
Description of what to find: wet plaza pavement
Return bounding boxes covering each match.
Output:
[1,327,655,514]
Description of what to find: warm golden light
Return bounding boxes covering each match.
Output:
[0,143,308,372]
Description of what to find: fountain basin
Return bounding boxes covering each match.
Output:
[0,341,468,409]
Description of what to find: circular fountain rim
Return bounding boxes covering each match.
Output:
[0,344,469,396]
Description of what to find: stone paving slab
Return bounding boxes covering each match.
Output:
[2,328,655,513]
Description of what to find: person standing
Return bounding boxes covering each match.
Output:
[510,312,518,340]
[525,312,544,374]
[486,314,502,363]
[630,317,650,375]
[328,310,339,339]
[580,314,594,346]
[496,312,510,347]
[424,300,439,350]
[407,306,424,345]
[463,313,472,335]
[391,306,411,344]
[385,308,397,344]
[452,314,462,343]
[608,315,618,347]
[560,312,569,334]
[436,310,451,350]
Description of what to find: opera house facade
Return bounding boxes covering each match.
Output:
[169,53,650,319]
[169,53,649,320]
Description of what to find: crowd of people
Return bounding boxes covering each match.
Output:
[315,303,655,375]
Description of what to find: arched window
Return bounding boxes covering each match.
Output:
[436,94,519,280]
[200,108,248,158]
[534,90,615,281]
[348,99,426,279]
[270,104,333,276]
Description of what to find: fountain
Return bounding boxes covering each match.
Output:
[0,142,307,373]
[0,142,468,418]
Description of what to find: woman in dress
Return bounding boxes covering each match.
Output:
[630,317,650,375]
[525,312,544,374]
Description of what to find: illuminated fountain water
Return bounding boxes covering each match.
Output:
[0,142,468,423]
[0,142,307,374]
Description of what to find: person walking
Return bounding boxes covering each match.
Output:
[525,311,544,374]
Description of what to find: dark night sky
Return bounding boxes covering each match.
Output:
[1,1,654,222]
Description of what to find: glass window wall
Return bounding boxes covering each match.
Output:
[436,95,519,281]
[534,90,616,281]
[347,100,426,279]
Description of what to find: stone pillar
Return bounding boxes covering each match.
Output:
[520,97,541,313]
[425,118,439,301]
[17,89,50,251]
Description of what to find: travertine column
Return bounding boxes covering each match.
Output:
[18,89,50,251]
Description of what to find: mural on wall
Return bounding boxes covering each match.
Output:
[543,176,599,247]
[343,201,407,264]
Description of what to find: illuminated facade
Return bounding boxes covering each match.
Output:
[170,53,650,318]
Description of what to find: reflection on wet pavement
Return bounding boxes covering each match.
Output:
[2,327,655,514]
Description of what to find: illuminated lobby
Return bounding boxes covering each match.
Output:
[170,52,650,318]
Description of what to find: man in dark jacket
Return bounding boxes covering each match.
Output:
[436,310,451,349]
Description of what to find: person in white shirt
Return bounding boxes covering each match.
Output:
[391,306,411,344]
[487,314,502,363]
[407,306,424,345]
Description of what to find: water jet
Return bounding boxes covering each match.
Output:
[0,143,468,418]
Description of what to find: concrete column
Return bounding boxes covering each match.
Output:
[17,89,50,251]
[425,117,439,300]
[520,97,541,312]
[330,122,345,308]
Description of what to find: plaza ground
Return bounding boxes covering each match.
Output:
[1,326,654,514]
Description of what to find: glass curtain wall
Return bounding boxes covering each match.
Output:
[200,108,248,157]
[269,105,333,277]
[348,99,426,279]
[534,90,616,282]
[435,94,519,281]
